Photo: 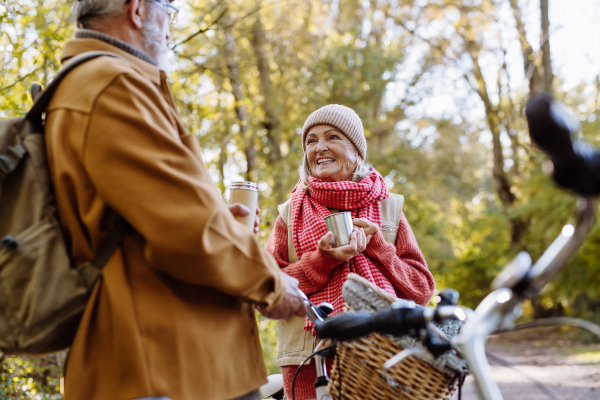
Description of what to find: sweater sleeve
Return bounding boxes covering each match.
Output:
[363,212,435,305]
[266,215,342,296]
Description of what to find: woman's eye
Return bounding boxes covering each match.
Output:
[329,135,339,140]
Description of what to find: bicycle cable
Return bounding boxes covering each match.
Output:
[495,317,600,340]
[485,351,561,400]
[291,344,336,400]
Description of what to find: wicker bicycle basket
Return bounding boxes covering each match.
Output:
[326,274,466,400]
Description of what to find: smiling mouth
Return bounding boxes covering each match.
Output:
[317,158,335,165]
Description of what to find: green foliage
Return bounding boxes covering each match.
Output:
[0,353,64,399]
[0,1,73,118]
[256,313,279,375]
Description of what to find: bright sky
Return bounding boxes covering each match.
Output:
[528,0,600,90]
[389,0,600,126]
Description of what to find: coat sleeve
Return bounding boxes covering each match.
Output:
[266,216,341,296]
[82,73,285,309]
[363,212,435,305]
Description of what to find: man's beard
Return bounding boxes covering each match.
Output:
[141,14,171,72]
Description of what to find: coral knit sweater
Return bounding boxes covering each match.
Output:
[265,212,435,400]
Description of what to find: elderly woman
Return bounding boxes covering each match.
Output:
[266,104,435,399]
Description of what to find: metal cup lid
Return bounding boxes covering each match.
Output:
[325,211,352,220]
[231,181,258,191]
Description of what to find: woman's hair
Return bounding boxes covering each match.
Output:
[298,152,372,189]
[74,0,127,29]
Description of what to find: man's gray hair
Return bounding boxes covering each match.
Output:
[298,154,372,189]
[74,0,126,29]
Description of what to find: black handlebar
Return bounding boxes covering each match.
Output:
[526,94,576,163]
[315,304,426,340]
[314,304,456,356]
[526,94,600,196]
[314,311,386,341]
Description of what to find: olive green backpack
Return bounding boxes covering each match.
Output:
[0,51,130,354]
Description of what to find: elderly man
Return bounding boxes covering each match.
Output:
[44,1,304,399]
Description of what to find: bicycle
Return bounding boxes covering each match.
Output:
[262,94,600,400]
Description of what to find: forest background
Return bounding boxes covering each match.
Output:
[1,0,599,397]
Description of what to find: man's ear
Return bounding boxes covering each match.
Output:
[125,0,144,29]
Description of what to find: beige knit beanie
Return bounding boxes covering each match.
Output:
[302,104,367,159]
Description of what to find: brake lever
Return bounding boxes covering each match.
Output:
[299,290,325,324]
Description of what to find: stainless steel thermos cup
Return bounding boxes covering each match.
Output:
[324,212,353,247]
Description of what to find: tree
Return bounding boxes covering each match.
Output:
[540,0,554,94]
[0,1,73,117]
[220,6,257,182]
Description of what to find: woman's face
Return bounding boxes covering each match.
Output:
[306,124,359,182]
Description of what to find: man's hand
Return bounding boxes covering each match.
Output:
[257,274,306,320]
[352,217,379,236]
[317,228,371,263]
[228,203,261,234]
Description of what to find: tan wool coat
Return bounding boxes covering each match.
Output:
[45,38,286,400]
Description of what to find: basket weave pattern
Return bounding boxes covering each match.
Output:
[328,329,459,399]
[326,275,462,400]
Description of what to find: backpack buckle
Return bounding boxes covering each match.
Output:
[1,235,18,249]
[0,143,27,180]
[0,155,15,177]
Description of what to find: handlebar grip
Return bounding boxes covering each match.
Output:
[526,94,600,196]
[315,311,380,341]
[315,307,431,341]
[526,94,576,163]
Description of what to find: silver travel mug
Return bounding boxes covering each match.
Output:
[324,212,353,247]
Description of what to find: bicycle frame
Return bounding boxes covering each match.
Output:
[452,197,596,400]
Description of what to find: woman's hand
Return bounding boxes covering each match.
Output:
[352,217,379,236]
[317,227,372,262]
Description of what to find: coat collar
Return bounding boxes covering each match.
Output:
[61,37,161,86]
[74,29,156,65]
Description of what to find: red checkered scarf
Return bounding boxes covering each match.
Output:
[290,168,397,333]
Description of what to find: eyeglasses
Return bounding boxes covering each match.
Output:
[147,0,179,24]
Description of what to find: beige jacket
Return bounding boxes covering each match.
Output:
[45,38,285,400]
[275,194,404,367]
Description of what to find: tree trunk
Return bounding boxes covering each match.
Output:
[509,0,541,93]
[251,12,281,162]
[500,58,520,178]
[221,10,256,181]
[251,11,285,204]
[218,143,228,193]
[468,42,515,209]
[215,77,229,195]
[465,34,527,245]
[540,0,554,94]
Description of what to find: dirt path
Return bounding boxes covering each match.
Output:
[460,331,600,400]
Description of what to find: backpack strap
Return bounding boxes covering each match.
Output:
[380,193,404,245]
[24,51,132,269]
[3,53,127,178]
[27,51,129,121]
[90,219,132,269]
[277,199,299,263]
